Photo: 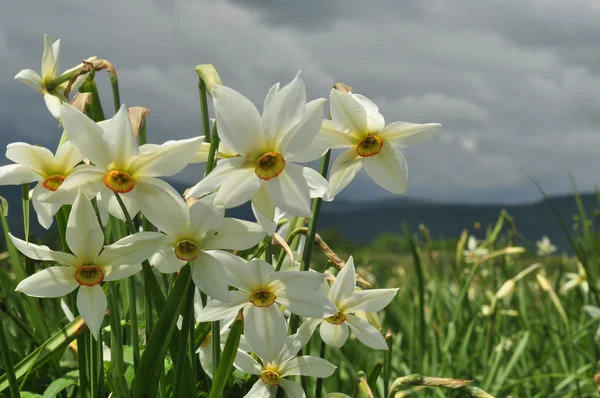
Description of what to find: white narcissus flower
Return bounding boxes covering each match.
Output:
[186,72,329,219]
[196,257,337,361]
[0,141,85,228]
[317,88,440,199]
[55,103,203,224]
[234,333,336,398]
[148,195,265,301]
[463,236,489,263]
[14,34,95,120]
[298,257,398,350]
[11,190,165,339]
[560,262,589,295]
[536,235,557,256]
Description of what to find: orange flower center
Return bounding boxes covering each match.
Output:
[324,311,346,325]
[356,135,383,157]
[42,174,66,191]
[174,239,200,262]
[200,333,211,348]
[255,152,285,180]
[75,266,104,287]
[260,369,281,386]
[104,170,135,193]
[249,290,276,308]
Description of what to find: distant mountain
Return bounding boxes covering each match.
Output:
[1,181,596,253]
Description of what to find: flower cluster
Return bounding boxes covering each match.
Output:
[3,35,441,396]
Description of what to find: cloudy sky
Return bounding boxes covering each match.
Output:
[1,0,599,204]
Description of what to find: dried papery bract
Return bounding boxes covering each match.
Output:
[128,107,151,138]
[333,82,352,94]
[64,58,116,97]
[70,92,93,113]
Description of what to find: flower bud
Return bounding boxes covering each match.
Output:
[495,280,516,299]
[195,64,222,97]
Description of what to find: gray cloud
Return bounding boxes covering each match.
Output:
[0,0,598,204]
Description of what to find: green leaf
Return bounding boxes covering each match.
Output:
[209,314,243,398]
[42,374,78,398]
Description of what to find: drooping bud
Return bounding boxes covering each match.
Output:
[495,280,516,299]
[195,64,222,97]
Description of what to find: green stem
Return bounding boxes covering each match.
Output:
[274,227,308,271]
[79,73,105,122]
[77,333,88,397]
[128,277,140,370]
[173,283,196,398]
[108,69,121,113]
[383,332,393,398]
[108,283,129,395]
[0,315,19,398]
[205,123,220,175]
[21,183,29,242]
[89,331,99,398]
[314,339,327,398]
[198,78,212,144]
[289,150,331,333]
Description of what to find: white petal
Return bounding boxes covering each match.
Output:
[41,34,56,79]
[149,245,185,274]
[214,166,262,209]
[6,142,55,175]
[312,119,360,149]
[188,199,224,237]
[61,103,112,168]
[105,189,139,221]
[198,346,213,378]
[97,231,165,269]
[54,141,84,172]
[133,179,189,237]
[55,168,105,199]
[14,69,43,92]
[340,288,398,314]
[329,257,356,305]
[213,85,264,156]
[345,314,387,349]
[0,164,40,185]
[276,287,337,318]
[273,271,325,291]
[351,93,385,133]
[243,381,276,398]
[379,122,441,147]
[275,334,305,364]
[196,291,248,322]
[265,165,311,217]
[192,142,211,163]
[363,144,408,195]
[326,148,363,200]
[251,185,276,234]
[44,93,63,120]
[319,322,349,348]
[135,177,189,232]
[278,379,305,398]
[66,190,104,264]
[302,167,328,199]
[280,98,326,157]
[252,202,277,236]
[130,137,203,177]
[263,82,280,113]
[9,233,79,266]
[203,218,265,250]
[245,304,286,362]
[51,39,61,76]
[330,88,367,134]
[102,104,138,168]
[219,252,260,292]
[31,184,60,229]
[103,263,142,282]
[15,266,78,297]
[262,72,306,145]
[185,158,239,198]
[297,318,322,346]
[280,356,336,378]
[287,147,328,163]
[233,350,262,375]
[246,258,275,287]
[77,285,107,340]
[190,252,231,302]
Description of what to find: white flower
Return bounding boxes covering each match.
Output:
[14,34,94,120]
[54,103,203,224]
[234,333,336,398]
[298,257,398,350]
[148,195,265,301]
[0,141,85,228]
[463,236,488,263]
[583,305,600,339]
[536,236,557,256]
[317,89,440,199]
[185,72,329,219]
[560,262,588,295]
[11,190,165,339]
[196,257,337,361]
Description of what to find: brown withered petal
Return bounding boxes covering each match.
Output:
[333,82,352,94]
[70,92,93,113]
[128,107,151,138]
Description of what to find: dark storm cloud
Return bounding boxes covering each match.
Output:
[0,0,599,204]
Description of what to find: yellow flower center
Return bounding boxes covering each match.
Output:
[174,239,201,262]
[255,152,285,180]
[104,170,135,193]
[200,333,211,348]
[356,135,383,157]
[75,266,104,287]
[42,174,66,191]
[260,369,281,386]
[324,311,346,325]
[249,289,277,308]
